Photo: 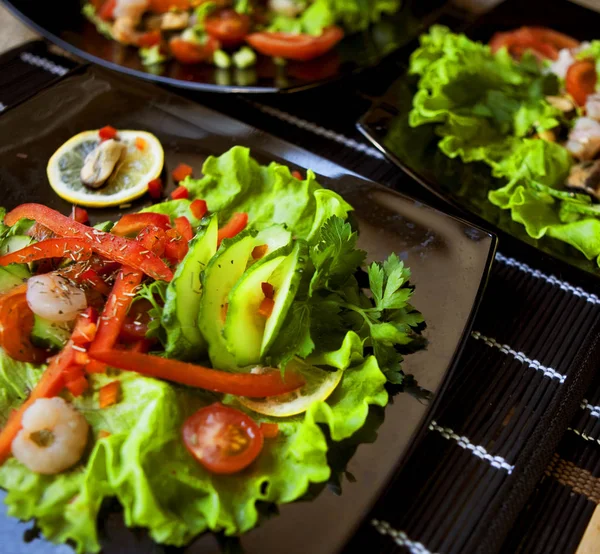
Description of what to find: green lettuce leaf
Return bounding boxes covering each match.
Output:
[0,355,387,553]
[182,147,352,239]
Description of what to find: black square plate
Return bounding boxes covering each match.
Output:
[0,65,495,553]
[358,0,600,283]
[2,0,448,93]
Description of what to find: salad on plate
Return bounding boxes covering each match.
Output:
[407,25,600,268]
[82,0,402,68]
[0,127,425,552]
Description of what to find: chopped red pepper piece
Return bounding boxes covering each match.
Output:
[137,225,167,257]
[261,282,274,299]
[260,422,279,438]
[217,212,248,245]
[86,266,144,374]
[137,30,161,48]
[99,381,121,408]
[147,178,163,200]
[172,163,193,182]
[0,238,92,267]
[88,349,305,397]
[171,185,189,200]
[258,297,275,318]
[71,206,89,224]
[174,216,193,241]
[251,244,268,259]
[65,375,89,397]
[164,228,189,263]
[4,204,173,281]
[78,268,112,296]
[135,137,147,151]
[98,0,117,20]
[99,125,118,141]
[111,213,171,236]
[291,170,303,180]
[190,199,208,220]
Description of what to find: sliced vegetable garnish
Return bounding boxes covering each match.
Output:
[217,212,248,244]
[88,350,305,397]
[0,238,92,266]
[182,403,263,474]
[4,204,173,281]
[111,213,171,236]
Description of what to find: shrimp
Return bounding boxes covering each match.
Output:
[26,274,87,323]
[112,0,150,45]
[12,397,89,475]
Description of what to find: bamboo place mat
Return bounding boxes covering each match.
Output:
[3,2,600,552]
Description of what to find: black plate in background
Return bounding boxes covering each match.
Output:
[1,0,447,93]
[0,65,495,554]
[358,0,600,286]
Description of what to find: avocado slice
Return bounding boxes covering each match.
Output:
[198,233,256,370]
[224,253,287,367]
[162,215,218,360]
[261,240,308,357]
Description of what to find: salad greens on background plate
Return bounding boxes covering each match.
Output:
[0,65,495,554]
[2,0,446,93]
[358,0,600,281]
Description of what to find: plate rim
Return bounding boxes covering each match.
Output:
[0,61,498,551]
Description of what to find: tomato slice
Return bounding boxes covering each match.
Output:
[204,10,251,47]
[489,26,579,61]
[182,403,264,474]
[246,26,344,61]
[169,37,220,64]
[566,59,597,106]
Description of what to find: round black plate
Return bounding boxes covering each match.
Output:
[2,0,438,93]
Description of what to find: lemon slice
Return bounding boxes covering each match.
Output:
[47,130,164,208]
[238,361,343,418]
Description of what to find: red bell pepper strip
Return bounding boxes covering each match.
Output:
[172,163,193,182]
[190,199,207,220]
[71,206,89,224]
[4,204,173,282]
[147,178,163,199]
[164,229,189,263]
[99,381,121,408]
[174,216,193,241]
[77,268,112,296]
[137,225,167,257]
[0,310,95,464]
[0,285,47,364]
[88,349,305,397]
[99,125,118,140]
[0,238,92,266]
[171,185,189,200]
[111,213,171,236]
[217,212,248,245]
[86,266,143,374]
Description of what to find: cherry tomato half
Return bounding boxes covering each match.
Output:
[566,59,597,106]
[182,403,264,474]
[489,26,579,61]
[169,36,220,64]
[204,9,251,47]
[246,26,344,61]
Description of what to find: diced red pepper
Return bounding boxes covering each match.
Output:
[190,199,208,220]
[147,178,163,200]
[99,125,118,141]
[252,244,268,259]
[78,268,111,296]
[111,213,171,236]
[65,375,89,397]
[172,163,193,182]
[135,137,147,151]
[71,307,98,345]
[86,267,144,374]
[137,225,167,257]
[137,30,161,48]
[4,204,173,281]
[217,212,248,245]
[260,422,279,438]
[164,228,189,263]
[88,349,306,397]
[71,206,89,224]
[98,0,117,20]
[170,185,189,200]
[99,381,121,408]
[258,297,275,318]
[291,170,303,180]
[0,238,92,266]
[174,216,193,241]
[261,282,274,299]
